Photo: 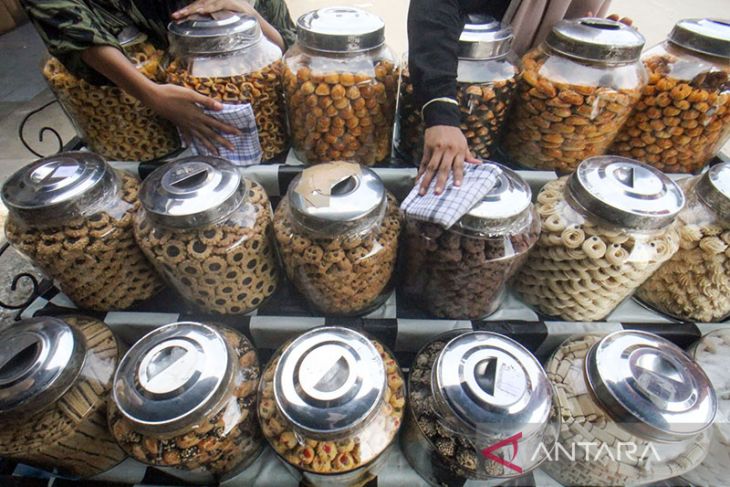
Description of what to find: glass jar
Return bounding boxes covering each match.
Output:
[397,16,519,163]
[502,18,647,173]
[134,156,278,315]
[403,330,558,485]
[42,28,180,161]
[283,7,398,166]
[402,163,539,319]
[166,12,289,161]
[258,327,404,486]
[610,19,730,173]
[514,156,684,321]
[543,331,716,486]
[273,162,401,315]
[2,152,163,311]
[0,316,125,478]
[108,322,261,482]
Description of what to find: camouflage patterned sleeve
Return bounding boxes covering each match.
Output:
[256,0,297,49]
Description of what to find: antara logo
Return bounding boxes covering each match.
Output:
[481,432,523,474]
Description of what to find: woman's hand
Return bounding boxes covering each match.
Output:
[172,0,255,20]
[418,126,481,196]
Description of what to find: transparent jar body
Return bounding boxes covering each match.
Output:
[258,337,405,486]
[43,44,180,161]
[134,179,279,315]
[283,43,399,166]
[544,334,711,486]
[0,315,125,478]
[636,176,730,322]
[513,176,680,321]
[503,45,646,173]
[273,193,401,316]
[108,326,261,480]
[4,170,163,311]
[610,42,730,173]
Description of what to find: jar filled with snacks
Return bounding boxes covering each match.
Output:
[273,161,401,315]
[2,152,163,311]
[544,330,716,486]
[166,12,288,160]
[135,156,278,315]
[503,18,646,173]
[402,163,539,319]
[0,316,125,478]
[514,156,684,321]
[610,19,730,173]
[637,163,730,322]
[258,327,404,486]
[108,322,261,482]
[283,7,398,166]
[42,28,180,161]
[397,16,519,163]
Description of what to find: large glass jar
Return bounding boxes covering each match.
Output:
[514,156,684,321]
[166,12,289,161]
[397,16,519,164]
[636,163,730,322]
[610,19,730,173]
[403,330,558,485]
[134,156,278,315]
[0,316,125,478]
[544,331,716,486]
[2,152,163,311]
[108,322,261,483]
[42,28,180,161]
[402,163,539,319]
[502,18,646,173]
[258,327,404,486]
[283,7,398,166]
[273,162,401,315]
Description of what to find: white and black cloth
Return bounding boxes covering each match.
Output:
[188,103,262,166]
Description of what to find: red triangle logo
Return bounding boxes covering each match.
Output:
[481,432,523,474]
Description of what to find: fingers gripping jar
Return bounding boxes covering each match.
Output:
[283,7,398,166]
[273,162,401,316]
[134,156,279,315]
[544,331,716,486]
[2,152,163,311]
[503,18,647,173]
[514,156,684,321]
[402,164,539,319]
[610,19,730,173]
[258,327,405,486]
[108,322,262,482]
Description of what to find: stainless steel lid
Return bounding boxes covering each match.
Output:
[139,156,245,229]
[459,14,513,60]
[0,317,85,417]
[568,156,685,230]
[117,26,148,47]
[697,163,730,218]
[113,322,232,432]
[669,18,730,59]
[273,327,386,438]
[546,17,645,64]
[296,7,385,52]
[168,11,261,55]
[586,330,716,442]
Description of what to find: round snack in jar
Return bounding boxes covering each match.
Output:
[610,19,730,173]
[135,156,278,315]
[502,18,646,173]
[108,322,262,483]
[2,152,163,311]
[0,316,125,478]
[283,7,398,166]
[514,156,684,321]
[258,326,404,486]
[402,163,539,318]
[543,331,716,486]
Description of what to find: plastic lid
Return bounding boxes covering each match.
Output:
[273,327,386,438]
[546,17,645,64]
[138,156,245,228]
[697,163,730,218]
[669,18,730,59]
[296,7,385,52]
[586,330,716,442]
[168,11,261,54]
[459,14,513,60]
[568,156,685,230]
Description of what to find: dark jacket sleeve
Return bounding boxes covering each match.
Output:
[256,0,297,50]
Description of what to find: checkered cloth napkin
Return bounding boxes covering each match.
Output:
[188,103,262,166]
[401,163,501,228]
